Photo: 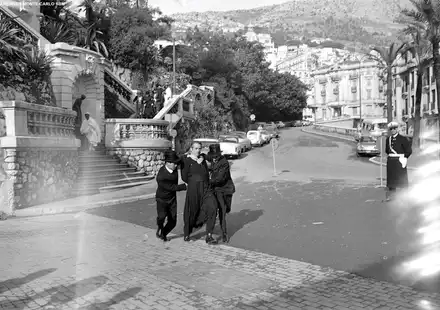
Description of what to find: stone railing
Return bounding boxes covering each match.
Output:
[105,118,172,149]
[104,69,136,114]
[0,6,46,48]
[313,124,358,137]
[0,100,79,148]
[0,100,80,215]
[153,87,193,121]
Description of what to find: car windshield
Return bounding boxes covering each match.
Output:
[360,136,375,143]
[248,132,258,136]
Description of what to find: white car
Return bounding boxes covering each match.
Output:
[247,130,264,146]
[260,130,271,143]
[193,137,241,159]
[218,136,242,159]
[192,138,219,155]
[228,131,252,151]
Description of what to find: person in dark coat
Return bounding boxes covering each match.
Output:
[72,94,86,149]
[207,144,236,243]
[155,150,187,241]
[181,141,218,244]
[385,121,412,201]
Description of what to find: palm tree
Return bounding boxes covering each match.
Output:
[400,0,440,150]
[370,42,407,123]
[400,29,432,150]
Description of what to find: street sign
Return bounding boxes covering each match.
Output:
[250,114,255,121]
[271,137,279,150]
[170,129,177,137]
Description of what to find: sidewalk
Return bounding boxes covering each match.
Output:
[1,212,440,310]
[13,182,157,218]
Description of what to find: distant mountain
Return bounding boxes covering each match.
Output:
[170,0,412,47]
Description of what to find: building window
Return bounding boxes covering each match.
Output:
[353,107,358,115]
[432,90,436,110]
[367,89,372,100]
[367,79,372,87]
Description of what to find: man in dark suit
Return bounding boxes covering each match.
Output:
[207,144,236,243]
[155,150,187,241]
[385,121,412,201]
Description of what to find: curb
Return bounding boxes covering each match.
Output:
[12,193,156,218]
[301,128,355,142]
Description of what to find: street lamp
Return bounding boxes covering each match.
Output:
[371,129,386,188]
[172,32,176,96]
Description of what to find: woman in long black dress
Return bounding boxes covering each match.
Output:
[181,141,218,244]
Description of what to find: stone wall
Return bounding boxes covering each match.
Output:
[2,149,79,209]
[109,149,166,176]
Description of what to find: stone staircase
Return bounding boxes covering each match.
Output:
[74,145,154,196]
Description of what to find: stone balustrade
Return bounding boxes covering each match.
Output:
[104,69,134,104]
[313,124,358,137]
[105,119,172,176]
[0,100,79,148]
[105,118,172,149]
[0,100,80,215]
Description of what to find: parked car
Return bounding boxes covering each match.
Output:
[260,130,271,143]
[276,121,285,128]
[247,130,264,146]
[218,136,242,159]
[301,120,312,126]
[356,135,380,157]
[192,138,219,155]
[219,134,246,153]
[266,127,280,139]
[228,131,252,151]
[293,120,303,127]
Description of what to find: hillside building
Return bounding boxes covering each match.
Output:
[308,60,385,121]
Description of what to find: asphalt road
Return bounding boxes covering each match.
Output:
[87,128,434,292]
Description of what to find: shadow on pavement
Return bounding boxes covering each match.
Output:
[0,275,109,310]
[0,268,57,294]
[190,208,264,241]
[78,287,142,310]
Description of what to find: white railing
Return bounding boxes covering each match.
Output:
[313,124,358,137]
[104,68,137,114]
[105,118,172,149]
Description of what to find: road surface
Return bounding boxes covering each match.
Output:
[83,128,437,292]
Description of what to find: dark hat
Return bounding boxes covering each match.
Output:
[208,144,222,157]
[164,150,181,164]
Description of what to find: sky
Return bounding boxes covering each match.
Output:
[149,0,290,15]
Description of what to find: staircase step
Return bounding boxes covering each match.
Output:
[79,152,108,158]
[99,181,153,193]
[77,171,146,182]
[107,175,155,186]
[78,167,137,177]
[79,163,129,171]
[79,157,119,164]
[71,188,100,196]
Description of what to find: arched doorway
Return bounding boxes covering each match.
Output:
[72,73,101,140]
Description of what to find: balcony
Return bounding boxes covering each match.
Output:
[333,88,339,95]
[351,86,357,93]
[320,90,326,96]
[379,86,384,92]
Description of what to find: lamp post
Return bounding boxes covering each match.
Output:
[171,32,177,96]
